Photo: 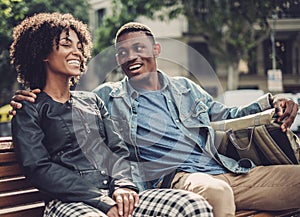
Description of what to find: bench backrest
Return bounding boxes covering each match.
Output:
[0,137,44,217]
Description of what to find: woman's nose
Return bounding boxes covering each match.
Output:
[72,46,83,58]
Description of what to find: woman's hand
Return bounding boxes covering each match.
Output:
[111,188,139,217]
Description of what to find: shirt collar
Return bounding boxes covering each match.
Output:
[126,70,169,100]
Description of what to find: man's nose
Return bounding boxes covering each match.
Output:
[127,49,138,61]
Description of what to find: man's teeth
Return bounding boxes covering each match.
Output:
[129,64,141,70]
[68,60,80,66]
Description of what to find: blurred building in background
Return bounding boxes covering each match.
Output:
[87,0,300,97]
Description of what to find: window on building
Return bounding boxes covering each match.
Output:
[97,8,106,27]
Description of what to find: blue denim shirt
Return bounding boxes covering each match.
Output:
[93,70,273,191]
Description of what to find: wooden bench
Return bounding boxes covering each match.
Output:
[0,137,45,217]
[0,136,299,217]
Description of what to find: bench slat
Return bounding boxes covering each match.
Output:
[0,152,17,163]
[0,164,23,178]
[0,202,45,217]
[0,137,13,151]
[0,189,43,208]
[0,176,32,192]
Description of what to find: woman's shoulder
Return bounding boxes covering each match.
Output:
[71,90,98,99]
[71,90,104,105]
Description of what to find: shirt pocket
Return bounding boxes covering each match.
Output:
[180,99,210,127]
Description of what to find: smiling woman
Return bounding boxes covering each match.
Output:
[10,13,92,92]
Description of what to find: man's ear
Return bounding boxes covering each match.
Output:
[115,54,120,65]
[153,43,161,57]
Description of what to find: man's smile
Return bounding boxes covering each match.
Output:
[129,63,142,71]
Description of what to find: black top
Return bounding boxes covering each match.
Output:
[12,91,138,213]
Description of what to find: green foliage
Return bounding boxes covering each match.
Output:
[24,0,90,23]
[95,0,299,67]
[0,0,90,101]
[93,0,134,54]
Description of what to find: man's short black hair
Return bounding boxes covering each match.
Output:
[115,22,155,46]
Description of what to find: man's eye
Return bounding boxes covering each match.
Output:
[135,46,143,52]
[118,50,127,57]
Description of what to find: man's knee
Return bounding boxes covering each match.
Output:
[193,180,234,202]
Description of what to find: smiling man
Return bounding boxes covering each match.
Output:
[93,22,300,217]
[115,29,161,90]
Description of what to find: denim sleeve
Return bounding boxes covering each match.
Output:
[208,93,273,121]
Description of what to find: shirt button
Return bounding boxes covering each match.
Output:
[103,180,108,185]
[100,170,105,175]
[131,165,135,171]
[175,119,180,123]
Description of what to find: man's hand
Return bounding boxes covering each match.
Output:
[9,89,41,116]
[112,188,139,217]
[272,96,299,132]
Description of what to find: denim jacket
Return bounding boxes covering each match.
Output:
[93,70,273,191]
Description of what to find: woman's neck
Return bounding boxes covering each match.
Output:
[43,80,70,103]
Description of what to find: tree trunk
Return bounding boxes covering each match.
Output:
[227,64,239,90]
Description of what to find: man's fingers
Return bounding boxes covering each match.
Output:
[15,89,38,99]
[9,109,16,116]
[31,88,41,94]
[282,103,298,130]
[12,93,35,103]
[274,98,299,131]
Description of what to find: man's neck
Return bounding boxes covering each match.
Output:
[129,71,162,91]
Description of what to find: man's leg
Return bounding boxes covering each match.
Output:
[214,165,300,211]
[171,172,235,217]
[134,188,213,217]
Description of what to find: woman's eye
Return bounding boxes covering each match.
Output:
[61,43,71,47]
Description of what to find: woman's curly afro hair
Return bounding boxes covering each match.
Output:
[10,12,92,89]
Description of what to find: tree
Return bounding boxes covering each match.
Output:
[0,0,90,105]
[93,0,299,89]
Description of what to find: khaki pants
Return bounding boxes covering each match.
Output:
[171,165,300,217]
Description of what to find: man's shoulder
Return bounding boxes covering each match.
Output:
[167,75,199,89]
[71,90,95,97]
[92,80,125,103]
[93,81,123,93]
